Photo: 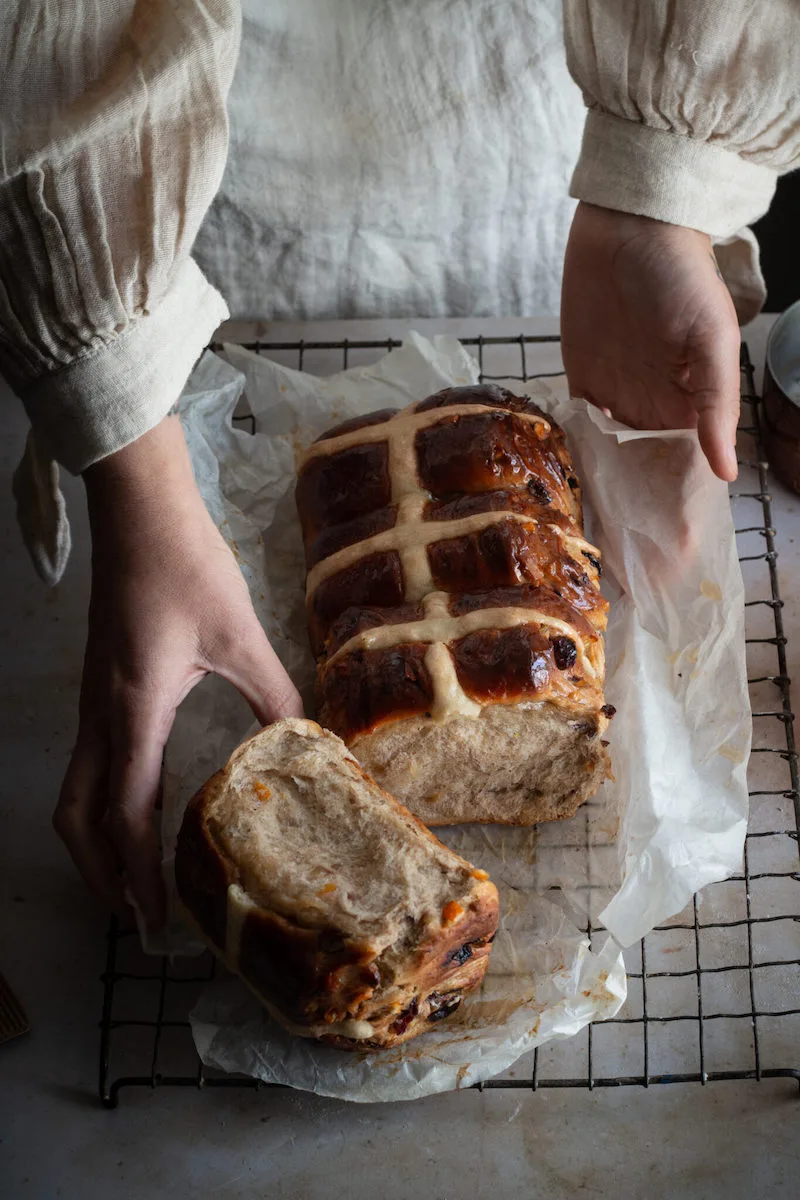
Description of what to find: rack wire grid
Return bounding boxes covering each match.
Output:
[98,334,800,1108]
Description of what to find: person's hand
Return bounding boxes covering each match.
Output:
[53,416,303,930]
[561,202,741,482]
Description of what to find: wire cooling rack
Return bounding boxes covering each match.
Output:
[98,335,800,1107]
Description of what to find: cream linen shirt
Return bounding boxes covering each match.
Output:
[2,1,799,582]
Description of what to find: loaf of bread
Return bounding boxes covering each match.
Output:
[296,384,612,826]
[175,719,499,1050]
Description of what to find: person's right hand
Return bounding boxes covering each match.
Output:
[53,415,303,930]
[561,202,741,482]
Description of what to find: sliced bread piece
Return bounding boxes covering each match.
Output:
[175,718,499,1050]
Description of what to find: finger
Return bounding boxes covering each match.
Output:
[692,330,741,484]
[53,733,128,918]
[107,695,171,932]
[696,398,740,483]
[216,624,305,725]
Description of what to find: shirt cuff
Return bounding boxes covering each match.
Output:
[16,258,229,475]
[570,110,777,239]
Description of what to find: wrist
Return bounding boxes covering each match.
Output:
[83,415,204,539]
[576,202,711,249]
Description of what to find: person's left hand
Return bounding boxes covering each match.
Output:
[52,416,304,931]
[560,202,741,482]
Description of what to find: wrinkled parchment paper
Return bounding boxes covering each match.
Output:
[156,333,749,1102]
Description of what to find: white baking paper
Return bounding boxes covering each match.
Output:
[158,333,749,1102]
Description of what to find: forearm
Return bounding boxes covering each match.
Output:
[84,416,203,544]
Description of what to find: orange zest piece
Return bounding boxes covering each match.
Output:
[441,901,464,926]
[316,882,337,896]
[471,869,490,881]
[350,988,374,1006]
[252,781,271,802]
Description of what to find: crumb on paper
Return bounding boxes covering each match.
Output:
[719,741,747,765]
[700,579,723,601]
[581,970,613,1005]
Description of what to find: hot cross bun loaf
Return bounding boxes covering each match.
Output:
[295,384,612,826]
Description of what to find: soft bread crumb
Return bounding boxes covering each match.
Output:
[206,719,485,949]
[353,701,609,826]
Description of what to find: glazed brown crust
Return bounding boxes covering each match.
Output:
[313,408,400,441]
[296,385,581,549]
[415,384,541,414]
[426,488,574,524]
[414,410,576,511]
[309,525,605,658]
[323,585,597,658]
[448,584,598,631]
[318,619,601,740]
[295,441,391,542]
[305,487,584,574]
[309,550,405,656]
[174,751,500,1051]
[317,645,434,738]
[305,506,398,571]
[426,517,599,609]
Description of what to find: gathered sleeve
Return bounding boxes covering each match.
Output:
[0,0,241,475]
[563,0,800,238]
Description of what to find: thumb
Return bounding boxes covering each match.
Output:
[692,333,741,483]
[695,391,740,484]
[217,622,305,725]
